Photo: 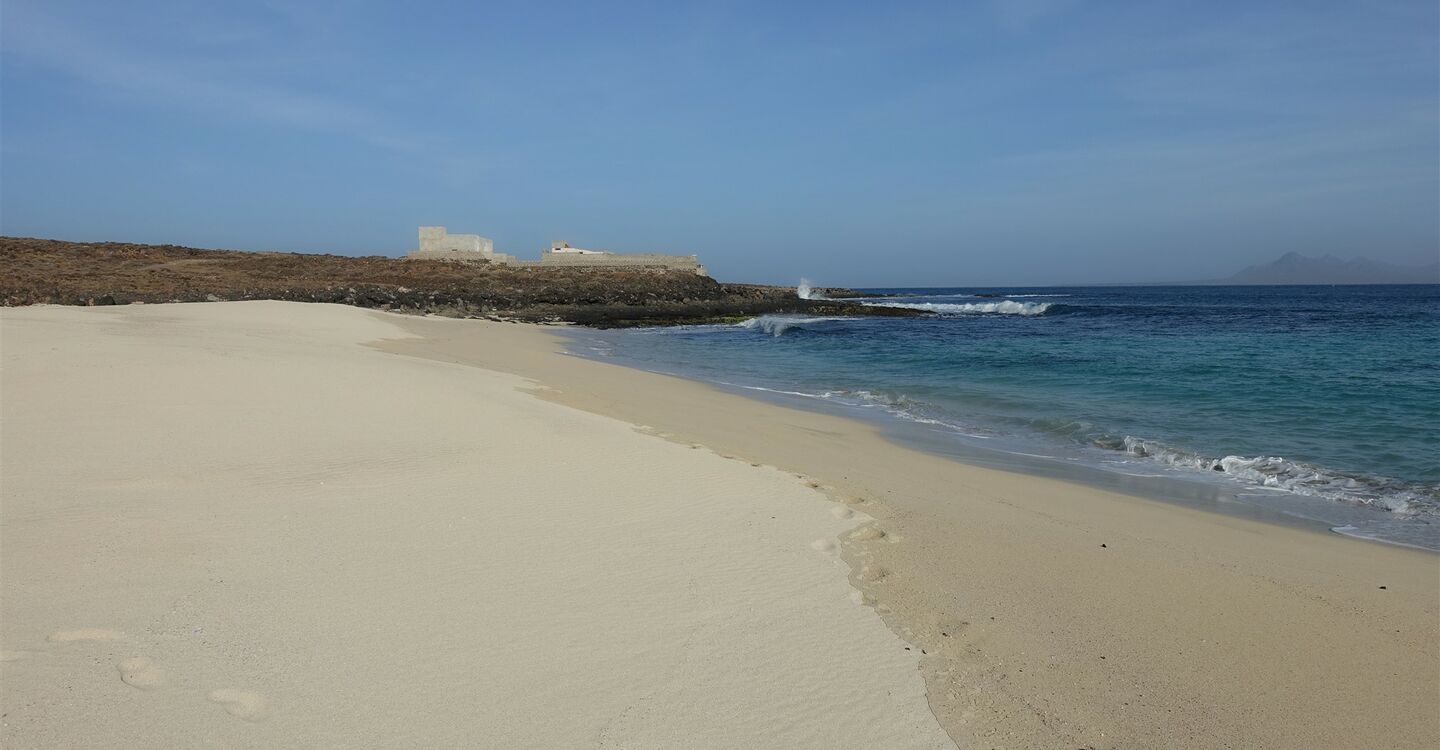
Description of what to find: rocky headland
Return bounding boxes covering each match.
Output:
[0,237,913,326]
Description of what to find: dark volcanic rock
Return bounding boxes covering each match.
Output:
[0,237,923,326]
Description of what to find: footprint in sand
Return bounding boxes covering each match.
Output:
[851,526,887,542]
[858,565,890,583]
[48,628,125,643]
[831,506,854,519]
[209,689,270,722]
[117,657,166,690]
[811,538,837,553]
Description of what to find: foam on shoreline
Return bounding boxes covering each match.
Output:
[7,302,1434,750]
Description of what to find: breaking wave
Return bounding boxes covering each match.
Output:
[863,300,1053,316]
[869,292,1073,300]
[822,390,1438,516]
[762,387,1439,517]
[737,315,848,337]
[575,283,1440,549]
[868,292,978,300]
[1102,436,1438,515]
[717,377,1438,517]
[722,384,1001,438]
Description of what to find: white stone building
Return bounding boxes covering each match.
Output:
[407,227,516,263]
[406,227,705,275]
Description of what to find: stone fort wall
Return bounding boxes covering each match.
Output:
[527,251,705,274]
[408,227,516,263]
[410,247,518,263]
[407,226,705,275]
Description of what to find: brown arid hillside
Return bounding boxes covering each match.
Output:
[0,237,910,326]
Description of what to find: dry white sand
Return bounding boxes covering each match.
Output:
[382,311,1440,750]
[0,302,955,748]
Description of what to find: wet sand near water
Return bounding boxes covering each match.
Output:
[379,311,1440,750]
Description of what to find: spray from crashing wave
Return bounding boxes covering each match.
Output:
[864,300,1052,316]
[797,278,826,300]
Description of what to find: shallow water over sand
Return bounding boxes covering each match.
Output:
[570,284,1440,549]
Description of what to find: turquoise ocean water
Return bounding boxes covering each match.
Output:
[569,285,1440,550]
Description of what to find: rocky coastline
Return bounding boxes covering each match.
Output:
[0,237,916,327]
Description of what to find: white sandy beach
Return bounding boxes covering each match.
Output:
[3,301,1438,749]
[384,308,1440,749]
[0,302,953,748]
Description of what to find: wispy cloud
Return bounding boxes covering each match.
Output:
[1,1,425,154]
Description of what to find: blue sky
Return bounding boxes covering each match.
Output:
[2,0,1436,285]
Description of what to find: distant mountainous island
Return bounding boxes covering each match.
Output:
[1206,252,1439,285]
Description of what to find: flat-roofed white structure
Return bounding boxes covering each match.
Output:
[406,227,704,274]
[538,241,705,274]
[547,241,608,255]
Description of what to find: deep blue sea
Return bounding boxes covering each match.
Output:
[570,285,1440,550]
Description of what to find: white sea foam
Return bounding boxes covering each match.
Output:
[868,293,978,300]
[728,375,1435,516]
[1117,436,1432,514]
[826,389,1000,437]
[723,377,1437,517]
[737,315,848,337]
[863,300,1053,316]
[868,293,1071,300]
[729,384,840,400]
[1331,523,1440,551]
